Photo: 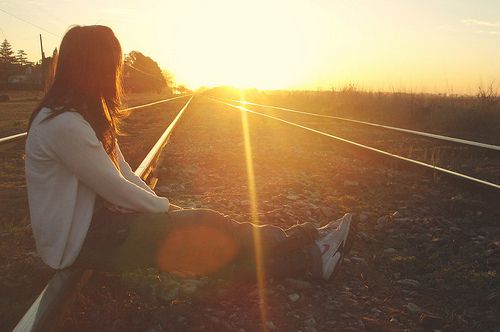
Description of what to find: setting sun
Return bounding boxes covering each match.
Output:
[148,0,324,89]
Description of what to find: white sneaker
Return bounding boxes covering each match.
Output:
[314,213,353,281]
[317,218,342,237]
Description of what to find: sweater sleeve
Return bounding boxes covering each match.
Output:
[115,142,156,194]
[46,114,169,213]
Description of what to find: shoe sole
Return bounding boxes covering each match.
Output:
[323,251,342,280]
[322,213,355,281]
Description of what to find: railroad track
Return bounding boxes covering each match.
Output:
[13,96,193,332]
[212,97,500,194]
[227,99,500,151]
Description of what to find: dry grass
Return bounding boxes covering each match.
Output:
[207,85,500,144]
[122,91,175,108]
[0,90,43,101]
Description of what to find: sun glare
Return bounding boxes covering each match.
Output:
[239,89,269,330]
[145,0,324,90]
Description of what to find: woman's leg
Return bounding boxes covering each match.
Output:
[74,208,169,271]
[75,208,319,278]
[165,209,320,279]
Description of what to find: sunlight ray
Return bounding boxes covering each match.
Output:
[239,90,268,330]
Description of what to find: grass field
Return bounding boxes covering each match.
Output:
[0,91,43,136]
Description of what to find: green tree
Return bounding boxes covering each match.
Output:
[15,49,32,66]
[123,51,170,93]
[0,39,15,64]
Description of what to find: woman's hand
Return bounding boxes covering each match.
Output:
[103,201,136,214]
[103,200,182,213]
[168,203,183,213]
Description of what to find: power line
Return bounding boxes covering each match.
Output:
[33,3,71,28]
[0,7,61,38]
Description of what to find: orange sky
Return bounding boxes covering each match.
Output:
[1,0,499,94]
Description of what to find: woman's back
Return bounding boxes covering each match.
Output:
[26,107,170,269]
[26,107,102,269]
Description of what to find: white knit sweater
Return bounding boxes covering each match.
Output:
[25,107,170,269]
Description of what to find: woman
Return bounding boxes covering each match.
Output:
[25,25,353,281]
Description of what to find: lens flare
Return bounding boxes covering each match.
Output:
[239,89,269,330]
[157,225,238,277]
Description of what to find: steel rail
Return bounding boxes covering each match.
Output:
[14,96,193,332]
[217,100,500,192]
[135,96,193,180]
[124,94,189,111]
[0,95,191,146]
[225,98,500,152]
[0,132,27,145]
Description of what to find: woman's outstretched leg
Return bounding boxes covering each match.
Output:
[75,207,354,281]
[159,208,320,278]
[74,208,321,277]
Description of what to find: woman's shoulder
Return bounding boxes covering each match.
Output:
[42,108,90,129]
[33,108,96,140]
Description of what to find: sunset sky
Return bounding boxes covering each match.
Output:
[1,0,499,93]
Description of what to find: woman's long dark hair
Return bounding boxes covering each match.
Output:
[28,25,124,167]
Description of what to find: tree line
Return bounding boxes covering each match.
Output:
[124,51,172,94]
[0,39,41,89]
[0,38,184,94]
[0,39,33,66]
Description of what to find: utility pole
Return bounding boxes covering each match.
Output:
[39,34,46,91]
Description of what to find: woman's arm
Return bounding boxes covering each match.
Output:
[168,203,183,212]
[46,113,170,213]
[115,141,156,194]
[116,140,184,212]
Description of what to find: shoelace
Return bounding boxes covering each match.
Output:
[318,223,341,238]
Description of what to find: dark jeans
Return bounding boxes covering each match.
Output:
[74,208,319,279]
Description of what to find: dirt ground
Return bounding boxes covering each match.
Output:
[60,97,499,332]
